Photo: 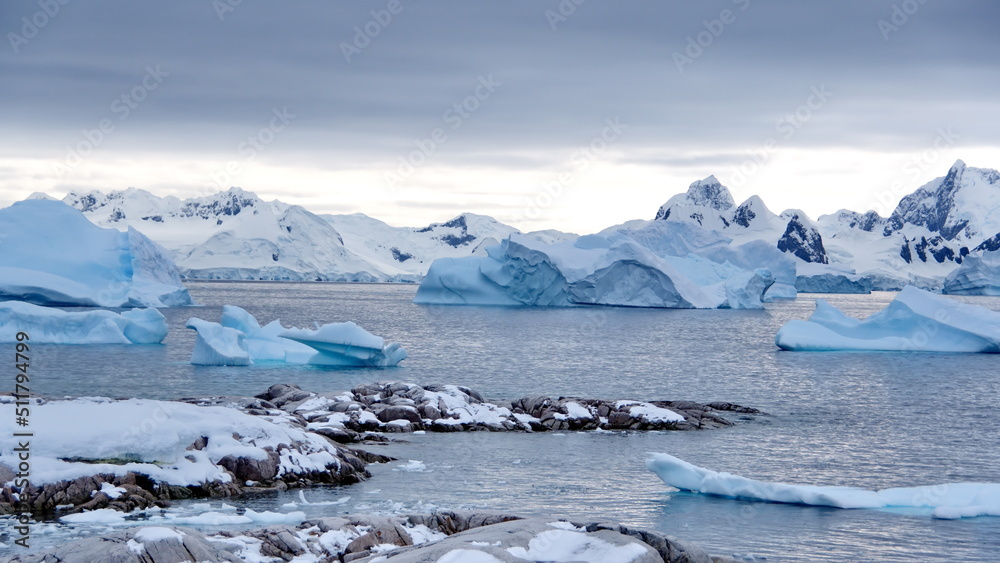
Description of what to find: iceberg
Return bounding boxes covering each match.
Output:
[775,286,1000,352]
[943,251,1000,296]
[186,306,407,366]
[282,322,409,367]
[415,233,774,309]
[0,200,191,307]
[647,453,1000,519]
[0,301,167,344]
[186,317,251,366]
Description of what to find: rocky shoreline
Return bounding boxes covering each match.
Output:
[0,381,765,561]
[3,510,738,563]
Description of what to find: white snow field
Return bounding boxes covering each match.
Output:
[415,233,774,309]
[0,199,192,307]
[186,305,407,366]
[775,286,1000,352]
[647,453,1000,519]
[0,397,347,487]
[0,301,167,344]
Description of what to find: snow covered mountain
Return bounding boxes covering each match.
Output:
[615,160,1000,292]
[49,188,575,282]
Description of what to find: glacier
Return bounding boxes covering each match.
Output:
[415,233,774,309]
[0,301,167,344]
[943,251,1000,296]
[186,306,407,366]
[0,199,192,307]
[775,286,1000,352]
[647,453,1000,519]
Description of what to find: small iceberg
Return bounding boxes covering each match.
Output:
[647,453,1000,519]
[186,305,406,366]
[0,300,167,344]
[775,285,1000,352]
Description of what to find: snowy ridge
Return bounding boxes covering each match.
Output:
[51,187,575,283]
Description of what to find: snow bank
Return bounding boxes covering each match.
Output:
[185,306,406,366]
[943,251,1000,296]
[0,199,191,307]
[0,301,167,344]
[647,453,1000,519]
[415,233,773,309]
[0,397,345,487]
[775,286,1000,352]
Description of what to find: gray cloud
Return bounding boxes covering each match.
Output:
[2,0,998,198]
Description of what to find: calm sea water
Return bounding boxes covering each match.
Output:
[7,282,1000,561]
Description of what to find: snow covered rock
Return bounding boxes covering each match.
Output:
[0,199,192,307]
[775,286,1000,352]
[415,234,774,309]
[0,301,167,344]
[251,382,759,436]
[8,512,732,563]
[185,306,406,366]
[943,251,1000,295]
[776,211,828,264]
[648,453,1000,519]
[2,526,240,563]
[0,396,376,514]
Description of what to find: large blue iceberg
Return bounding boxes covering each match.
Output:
[415,233,775,309]
[776,286,1000,352]
[0,200,192,307]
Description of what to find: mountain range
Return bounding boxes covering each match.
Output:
[29,159,1000,291]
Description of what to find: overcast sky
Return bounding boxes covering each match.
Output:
[1,0,998,234]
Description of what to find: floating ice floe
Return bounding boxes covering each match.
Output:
[186,305,407,366]
[775,285,1000,352]
[415,233,774,309]
[647,453,1000,519]
[0,300,167,344]
[0,199,192,307]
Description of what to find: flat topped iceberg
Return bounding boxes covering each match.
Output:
[647,453,1000,519]
[775,286,1000,352]
[0,200,191,307]
[415,233,773,309]
[0,300,167,344]
[186,305,406,366]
